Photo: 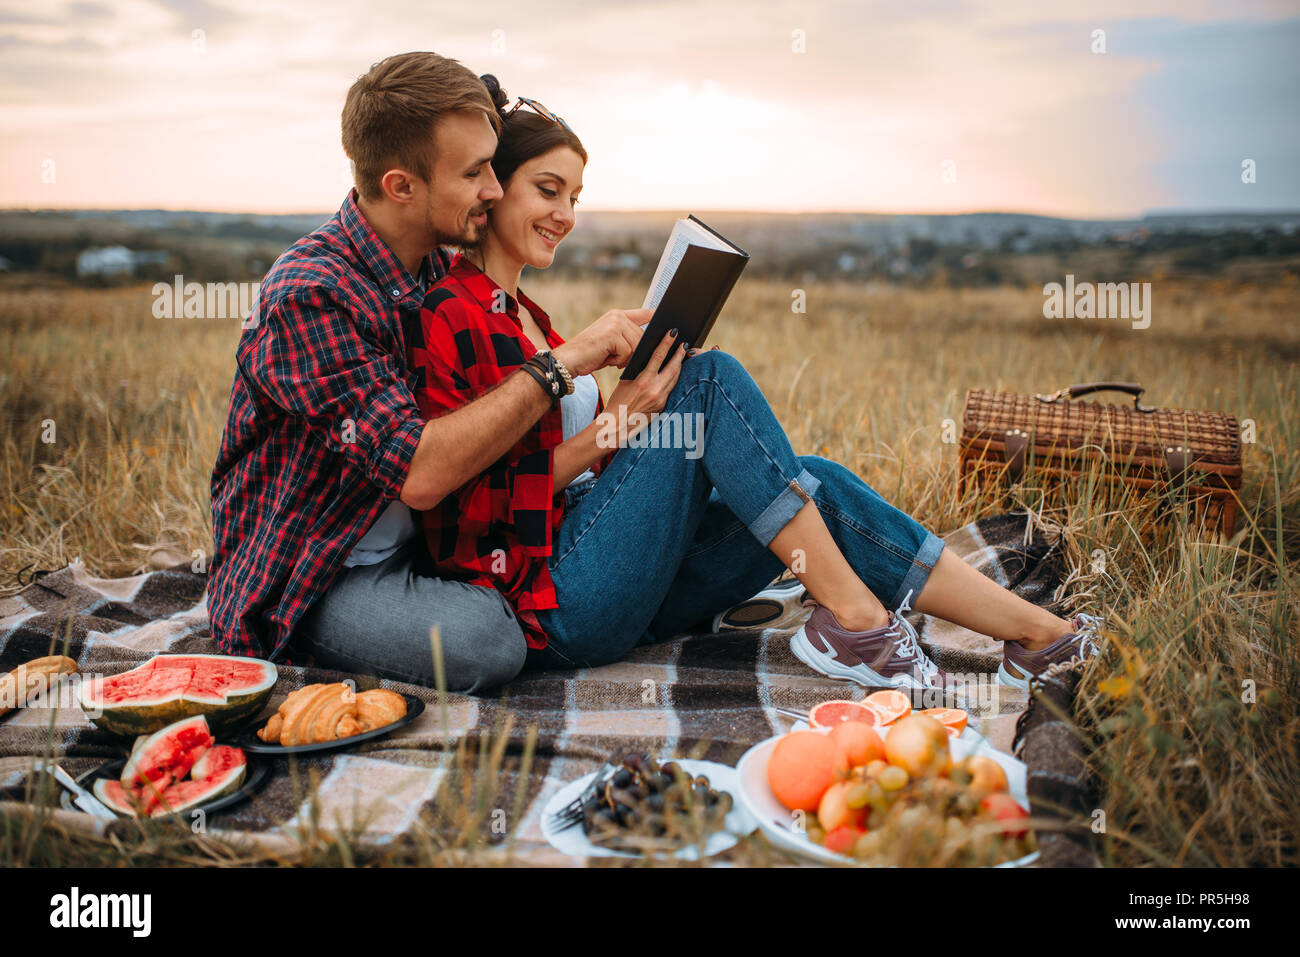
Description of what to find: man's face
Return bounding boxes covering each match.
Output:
[421,111,503,246]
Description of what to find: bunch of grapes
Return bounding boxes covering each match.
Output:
[580,751,733,852]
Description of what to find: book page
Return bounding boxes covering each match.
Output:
[641,220,691,313]
[641,217,737,314]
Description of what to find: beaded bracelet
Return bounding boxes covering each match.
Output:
[521,356,562,407]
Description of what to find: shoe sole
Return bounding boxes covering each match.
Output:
[713,580,810,632]
[997,661,1031,691]
[790,626,931,692]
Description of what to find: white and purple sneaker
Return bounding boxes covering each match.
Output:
[998,612,1108,690]
[789,589,948,691]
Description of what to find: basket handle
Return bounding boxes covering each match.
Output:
[1034,381,1156,413]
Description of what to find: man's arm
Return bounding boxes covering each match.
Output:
[401,305,653,510]
[399,369,550,510]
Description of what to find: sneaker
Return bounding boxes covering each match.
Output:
[712,576,810,632]
[789,589,948,691]
[998,612,1108,690]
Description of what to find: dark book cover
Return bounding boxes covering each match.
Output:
[620,215,750,379]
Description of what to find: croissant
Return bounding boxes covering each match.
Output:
[355,689,406,731]
[256,683,405,745]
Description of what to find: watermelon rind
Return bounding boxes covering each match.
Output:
[78,653,278,737]
[92,778,143,817]
[189,746,247,799]
[92,764,247,818]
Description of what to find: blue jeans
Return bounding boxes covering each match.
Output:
[526,350,946,670]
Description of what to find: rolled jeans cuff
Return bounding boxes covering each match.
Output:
[890,529,946,611]
[748,467,822,547]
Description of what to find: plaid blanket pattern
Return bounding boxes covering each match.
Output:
[0,509,1085,865]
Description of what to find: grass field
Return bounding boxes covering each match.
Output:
[2,275,1296,866]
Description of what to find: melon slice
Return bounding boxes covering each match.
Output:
[92,732,249,818]
[78,653,277,737]
[191,745,247,796]
[120,714,214,813]
[93,778,145,816]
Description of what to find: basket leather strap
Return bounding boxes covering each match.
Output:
[1005,429,1031,481]
[1165,445,1192,490]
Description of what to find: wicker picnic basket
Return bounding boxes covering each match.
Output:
[959,382,1243,537]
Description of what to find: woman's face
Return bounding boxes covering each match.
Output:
[488,145,584,269]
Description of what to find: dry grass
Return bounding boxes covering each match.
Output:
[1,275,1296,866]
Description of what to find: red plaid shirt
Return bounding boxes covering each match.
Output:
[209,188,453,662]
[408,253,612,650]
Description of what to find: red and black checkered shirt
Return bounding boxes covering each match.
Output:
[409,253,612,650]
[209,188,452,662]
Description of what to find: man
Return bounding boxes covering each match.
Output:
[208,51,646,692]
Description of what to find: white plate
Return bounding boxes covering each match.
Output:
[541,758,757,860]
[734,725,1040,867]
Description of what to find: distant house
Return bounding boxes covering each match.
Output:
[76,246,168,277]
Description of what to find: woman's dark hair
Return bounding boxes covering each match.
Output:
[479,73,587,187]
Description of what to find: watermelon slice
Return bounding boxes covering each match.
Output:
[91,722,249,818]
[79,653,277,737]
[120,715,215,813]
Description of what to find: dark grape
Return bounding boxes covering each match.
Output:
[612,768,633,789]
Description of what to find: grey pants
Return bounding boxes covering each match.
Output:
[295,538,529,694]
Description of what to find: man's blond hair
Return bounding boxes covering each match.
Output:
[342,52,502,201]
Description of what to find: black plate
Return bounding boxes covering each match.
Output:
[63,753,267,819]
[235,692,425,755]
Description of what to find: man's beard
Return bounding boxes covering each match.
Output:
[426,197,489,248]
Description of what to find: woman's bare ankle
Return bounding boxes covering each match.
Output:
[827,603,891,633]
[1014,615,1075,651]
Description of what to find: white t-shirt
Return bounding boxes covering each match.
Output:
[561,373,601,487]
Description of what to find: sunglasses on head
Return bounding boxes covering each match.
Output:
[504,96,573,134]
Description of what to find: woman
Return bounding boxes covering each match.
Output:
[408,74,1106,692]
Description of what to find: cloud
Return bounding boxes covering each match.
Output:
[1,0,1296,214]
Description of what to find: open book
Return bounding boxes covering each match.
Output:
[621,214,750,379]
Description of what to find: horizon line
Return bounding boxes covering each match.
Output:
[4,204,1300,222]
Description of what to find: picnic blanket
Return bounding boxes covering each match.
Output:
[0,508,1092,866]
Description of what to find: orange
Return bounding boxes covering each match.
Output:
[809,699,878,729]
[884,714,950,779]
[828,720,885,771]
[863,689,911,726]
[920,707,968,734]
[767,730,838,812]
[818,780,868,831]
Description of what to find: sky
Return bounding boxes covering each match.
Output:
[1,0,1298,217]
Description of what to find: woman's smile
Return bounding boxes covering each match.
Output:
[533,223,566,248]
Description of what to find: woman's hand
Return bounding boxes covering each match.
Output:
[600,328,689,447]
[552,331,690,486]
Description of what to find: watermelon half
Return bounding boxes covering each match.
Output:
[78,653,277,737]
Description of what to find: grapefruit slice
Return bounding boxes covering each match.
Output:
[808,699,878,729]
[862,689,910,726]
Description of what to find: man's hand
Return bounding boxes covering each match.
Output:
[552,308,651,376]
